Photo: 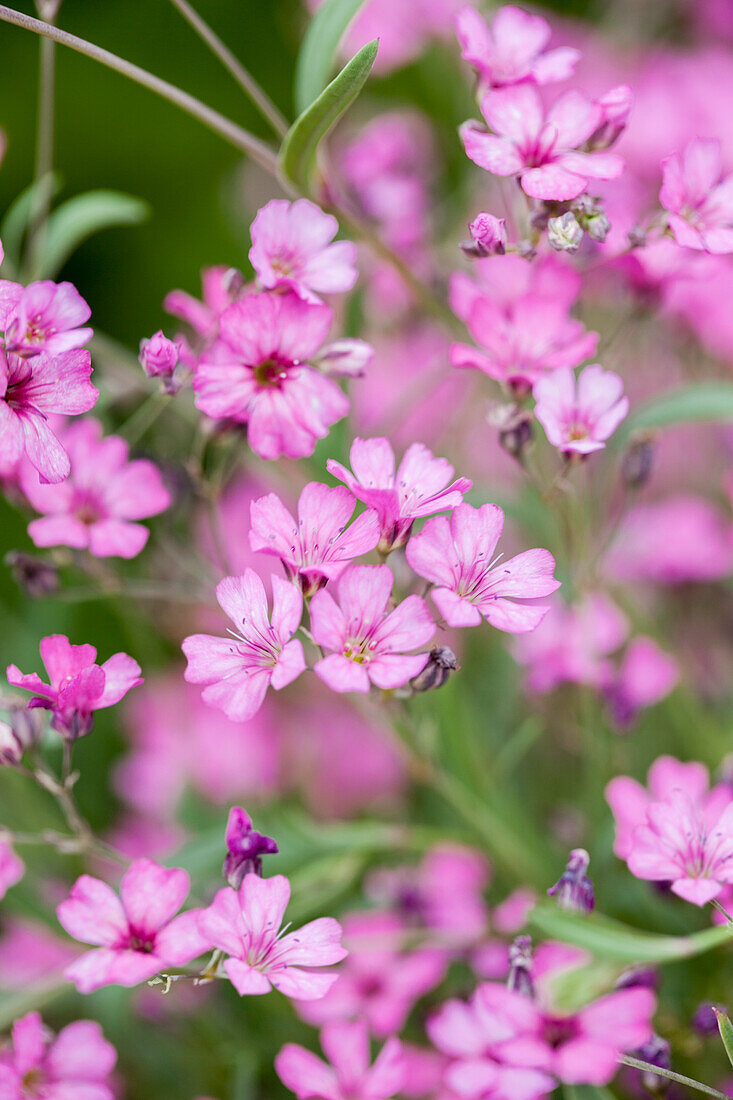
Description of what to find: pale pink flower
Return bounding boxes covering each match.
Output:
[461,84,624,200]
[309,564,434,693]
[2,280,92,358]
[298,911,447,1036]
[0,349,97,483]
[20,417,171,558]
[249,482,381,596]
[0,1011,116,1100]
[533,364,629,454]
[0,839,23,901]
[327,437,471,552]
[7,634,142,740]
[276,1020,404,1100]
[406,503,560,632]
[604,637,679,729]
[0,918,77,989]
[198,872,346,999]
[183,570,305,721]
[456,5,579,89]
[605,496,733,583]
[57,859,210,993]
[450,254,583,324]
[194,291,350,460]
[249,199,358,301]
[660,138,733,253]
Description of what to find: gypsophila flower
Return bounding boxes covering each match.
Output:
[0,1012,117,1099]
[1,280,92,358]
[276,1020,404,1100]
[455,5,579,90]
[533,364,629,454]
[660,137,733,253]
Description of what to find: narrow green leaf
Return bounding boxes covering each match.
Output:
[38,190,150,279]
[280,40,378,190]
[0,173,62,276]
[295,0,371,114]
[531,903,732,963]
[715,1008,733,1069]
[617,382,733,444]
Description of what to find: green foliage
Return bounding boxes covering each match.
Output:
[715,1007,733,1069]
[294,0,371,113]
[617,382,733,442]
[37,190,150,279]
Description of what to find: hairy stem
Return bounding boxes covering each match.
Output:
[167,0,288,137]
[618,1055,730,1098]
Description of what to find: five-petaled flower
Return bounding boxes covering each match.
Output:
[1,279,92,358]
[456,4,579,90]
[660,137,733,253]
[276,1020,405,1100]
[0,1011,117,1100]
[533,364,629,454]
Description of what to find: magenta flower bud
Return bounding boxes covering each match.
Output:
[462,213,507,258]
[547,848,594,912]
[507,934,534,999]
[139,331,179,380]
[223,807,278,888]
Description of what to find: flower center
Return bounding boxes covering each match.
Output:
[542,1014,579,1048]
[344,638,373,664]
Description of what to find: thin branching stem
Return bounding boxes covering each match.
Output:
[619,1055,730,1099]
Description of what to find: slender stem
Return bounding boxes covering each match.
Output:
[618,1055,730,1099]
[117,388,172,446]
[712,898,733,924]
[166,0,288,137]
[0,5,279,175]
[26,0,61,278]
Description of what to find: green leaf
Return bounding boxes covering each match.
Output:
[715,1008,733,1069]
[38,190,150,279]
[530,903,732,964]
[617,382,733,444]
[294,0,371,114]
[0,173,62,276]
[546,959,626,1013]
[563,1087,617,1100]
[280,40,378,190]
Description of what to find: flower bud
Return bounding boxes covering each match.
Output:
[572,195,611,242]
[0,703,44,765]
[622,435,655,490]
[487,403,534,461]
[461,213,507,258]
[221,267,245,299]
[627,1035,670,1094]
[589,85,633,150]
[5,551,58,598]
[139,331,180,390]
[315,339,374,378]
[615,966,659,991]
[410,646,459,693]
[547,848,594,912]
[507,934,534,998]
[692,1002,725,1036]
[548,212,583,253]
[223,807,278,888]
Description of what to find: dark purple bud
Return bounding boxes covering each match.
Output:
[5,551,59,598]
[547,848,594,913]
[507,934,534,998]
[692,1002,726,1036]
[628,1035,671,1094]
[410,646,459,693]
[615,966,659,991]
[487,403,534,461]
[622,435,655,490]
[223,807,278,888]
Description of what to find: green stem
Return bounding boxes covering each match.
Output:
[167,0,288,137]
[117,388,172,447]
[618,1055,730,1099]
[26,0,60,278]
[0,4,279,175]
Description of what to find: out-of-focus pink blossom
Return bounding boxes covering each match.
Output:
[456,5,579,89]
[57,859,209,993]
[605,496,733,583]
[604,637,679,729]
[327,437,471,552]
[406,503,560,632]
[194,291,350,460]
[2,280,92,358]
[660,138,733,253]
[533,364,629,454]
[0,839,23,901]
[0,349,97,483]
[0,1011,116,1099]
[198,872,346,999]
[249,482,380,596]
[182,570,305,722]
[451,254,583,323]
[276,1020,404,1100]
[20,417,171,558]
[310,564,434,693]
[249,199,358,301]
[164,265,241,343]
[7,634,142,740]
[461,84,625,200]
[0,918,78,989]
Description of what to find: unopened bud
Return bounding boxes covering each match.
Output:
[547,848,594,912]
[628,1035,670,1094]
[615,966,659,991]
[410,646,459,693]
[461,213,507,258]
[487,403,534,461]
[5,551,58,598]
[692,1002,725,1036]
[315,339,374,378]
[622,435,655,490]
[548,212,583,253]
[222,267,245,299]
[0,702,44,765]
[572,196,611,243]
[507,934,534,998]
[223,807,278,889]
[139,331,180,392]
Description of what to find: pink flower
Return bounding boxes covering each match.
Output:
[461,84,624,200]
[298,911,447,1036]
[182,570,305,721]
[20,417,171,558]
[406,503,560,632]
[309,564,434,693]
[0,1011,116,1099]
[428,980,655,1092]
[194,291,350,460]
[276,1020,404,1100]
[660,138,733,253]
[604,637,679,729]
[57,859,210,993]
[0,839,23,901]
[0,349,97,483]
[456,5,579,89]
[197,872,346,999]
[249,482,381,596]
[327,437,471,552]
[2,280,92,358]
[533,364,629,454]
[7,634,142,740]
[249,199,358,301]
[164,265,241,343]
